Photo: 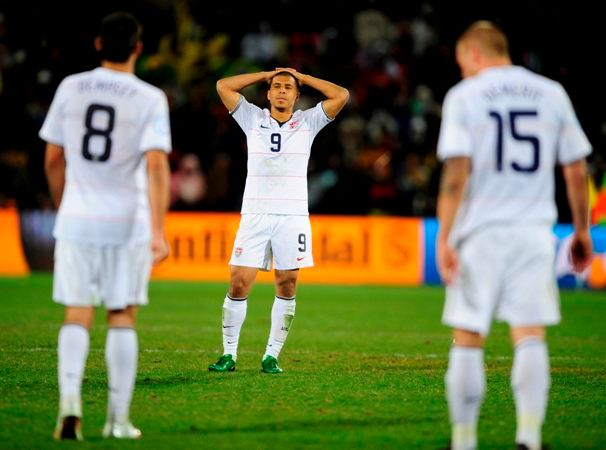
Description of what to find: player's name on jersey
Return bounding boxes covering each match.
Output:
[482,82,542,101]
[78,79,138,97]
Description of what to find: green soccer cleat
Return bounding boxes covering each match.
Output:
[261,355,283,374]
[208,354,236,372]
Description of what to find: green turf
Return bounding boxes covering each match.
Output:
[0,274,604,449]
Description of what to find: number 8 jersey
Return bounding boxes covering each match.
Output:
[230,95,333,216]
[437,65,591,244]
[39,67,172,245]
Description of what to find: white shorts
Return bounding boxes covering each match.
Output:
[53,239,152,310]
[442,225,560,336]
[229,214,313,271]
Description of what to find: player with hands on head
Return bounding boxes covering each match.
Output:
[208,66,348,374]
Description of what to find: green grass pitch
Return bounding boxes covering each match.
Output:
[0,274,605,449]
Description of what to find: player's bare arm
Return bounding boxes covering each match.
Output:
[563,158,593,272]
[216,70,281,112]
[147,150,171,264]
[44,143,66,208]
[276,67,349,119]
[436,157,470,284]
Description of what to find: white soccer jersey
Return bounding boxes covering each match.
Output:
[231,95,332,215]
[437,65,591,244]
[39,67,172,245]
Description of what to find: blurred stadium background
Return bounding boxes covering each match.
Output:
[1,2,606,449]
[0,0,605,286]
[1,0,605,216]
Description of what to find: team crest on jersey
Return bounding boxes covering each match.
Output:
[289,120,300,129]
[234,247,243,257]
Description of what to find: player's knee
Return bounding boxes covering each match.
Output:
[452,328,484,347]
[229,277,251,298]
[275,277,297,298]
[64,307,95,330]
[511,326,545,346]
[107,306,137,327]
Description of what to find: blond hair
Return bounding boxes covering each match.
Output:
[457,20,509,57]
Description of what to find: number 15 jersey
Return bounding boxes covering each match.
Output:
[231,95,332,215]
[39,67,172,245]
[437,65,591,244]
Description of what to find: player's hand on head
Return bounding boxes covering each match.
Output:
[265,69,280,82]
[275,67,303,79]
[151,235,169,265]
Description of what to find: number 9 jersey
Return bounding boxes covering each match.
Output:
[39,67,172,245]
[437,66,591,245]
[230,95,333,216]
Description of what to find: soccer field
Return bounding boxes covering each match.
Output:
[0,275,604,449]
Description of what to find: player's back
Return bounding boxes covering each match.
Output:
[40,67,170,245]
[439,65,590,242]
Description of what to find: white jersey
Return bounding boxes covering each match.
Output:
[39,67,172,245]
[437,65,591,244]
[231,96,332,215]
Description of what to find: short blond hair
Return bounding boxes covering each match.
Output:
[457,20,509,57]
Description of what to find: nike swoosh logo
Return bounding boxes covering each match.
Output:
[260,125,270,129]
[223,325,235,328]
[297,257,305,261]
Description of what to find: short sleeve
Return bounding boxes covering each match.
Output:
[140,92,172,154]
[437,87,472,161]
[555,85,592,165]
[231,95,263,133]
[39,79,69,146]
[305,101,333,137]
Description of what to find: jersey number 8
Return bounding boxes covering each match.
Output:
[82,103,115,162]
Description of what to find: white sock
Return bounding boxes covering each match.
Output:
[222,295,247,360]
[445,346,485,450]
[264,296,296,359]
[105,328,138,421]
[512,337,550,450]
[58,324,89,417]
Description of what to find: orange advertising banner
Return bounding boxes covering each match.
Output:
[0,208,30,276]
[588,255,606,289]
[152,213,422,285]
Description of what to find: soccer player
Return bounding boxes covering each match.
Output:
[436,21,593,450]
[208,68,349,373]
[40,12,171,440]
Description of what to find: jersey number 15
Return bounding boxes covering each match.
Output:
[489,110,539,173]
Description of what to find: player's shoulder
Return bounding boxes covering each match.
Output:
[443,79,470,105]
[130,76,168,102]
[234,95,264,115]
[512,67,572,111]
[296,101,330,119]
[514,66,563,92]
[56,70,94,90]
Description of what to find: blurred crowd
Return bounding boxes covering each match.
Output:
[1,0,604,219]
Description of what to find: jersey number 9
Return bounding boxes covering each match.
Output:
[270,133,281,152]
